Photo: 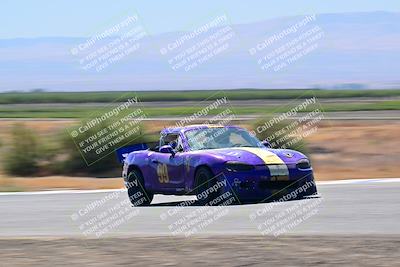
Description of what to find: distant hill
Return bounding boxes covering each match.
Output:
[0,11,399,91]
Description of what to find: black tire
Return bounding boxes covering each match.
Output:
[195,167,222,206]
[302,184,318,198]
[126,169,153,206]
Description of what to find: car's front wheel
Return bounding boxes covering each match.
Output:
[195,167,223,205]
[126,169,153,206]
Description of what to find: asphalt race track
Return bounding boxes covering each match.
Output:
[1,178,399,237]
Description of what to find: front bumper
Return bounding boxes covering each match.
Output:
[216,167,317,203]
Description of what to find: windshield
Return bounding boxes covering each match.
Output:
[185,127,262,150]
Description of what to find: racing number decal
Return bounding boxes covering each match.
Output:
[157,163,169,183]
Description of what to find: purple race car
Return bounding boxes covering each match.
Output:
[121,124,317,206]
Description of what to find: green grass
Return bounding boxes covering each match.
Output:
[0,100,398,118]
[0,89,400,104]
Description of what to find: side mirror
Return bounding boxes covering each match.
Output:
[262,139,272,148]
[159,145,175,156]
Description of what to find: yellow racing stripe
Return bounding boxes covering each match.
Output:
[232,147,285,165]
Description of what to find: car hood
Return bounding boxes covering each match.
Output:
[195,147,306,165]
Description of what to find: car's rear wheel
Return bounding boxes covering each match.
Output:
[126,169,153,206]
[195,167,223,205]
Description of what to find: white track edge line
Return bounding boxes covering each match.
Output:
[1,178,400,196]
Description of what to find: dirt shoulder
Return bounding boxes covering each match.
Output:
[0,176,123,192]
[306,121,400,180]
[1,235,399,266]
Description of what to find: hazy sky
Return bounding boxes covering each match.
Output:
[1,0,399,38]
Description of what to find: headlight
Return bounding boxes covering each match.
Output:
[225,161,254,172]
[296,159,311,169]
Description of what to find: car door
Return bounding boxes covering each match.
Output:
[149,133,185,190]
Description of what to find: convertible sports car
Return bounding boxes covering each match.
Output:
[120,124,317,206]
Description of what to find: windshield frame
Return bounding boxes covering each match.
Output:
[183,126,263,151]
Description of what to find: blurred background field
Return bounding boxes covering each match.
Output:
[1,89,400,118]
[0,89,399,191]
[1,89,400,104]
